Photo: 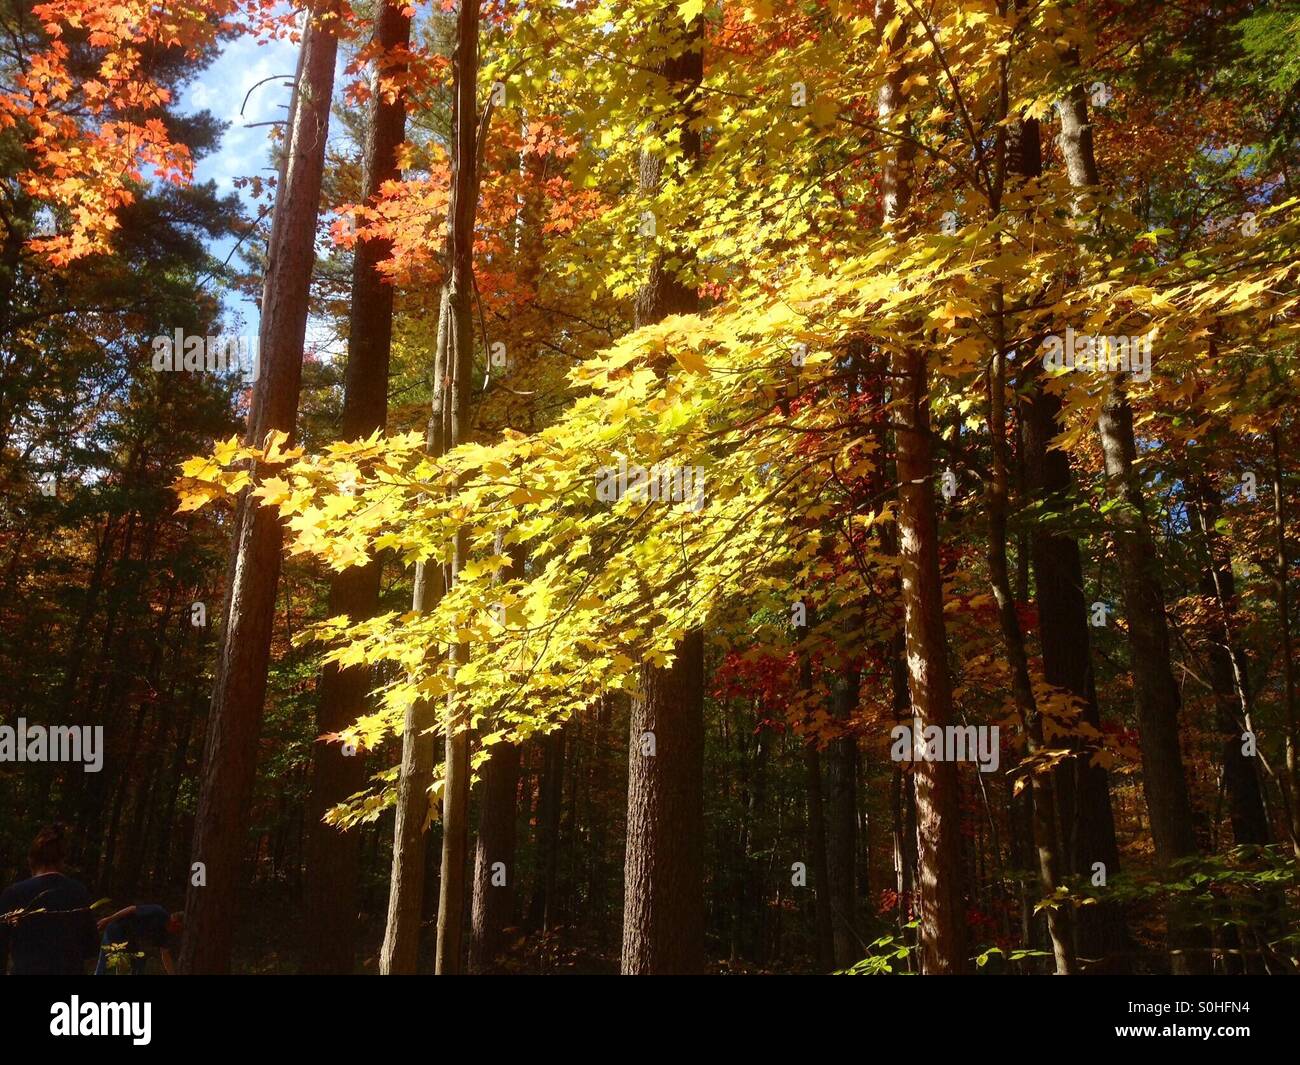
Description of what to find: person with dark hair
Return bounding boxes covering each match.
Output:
[0,825,99,974]
[94,904,183,975]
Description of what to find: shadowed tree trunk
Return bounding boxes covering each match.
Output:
[1189,475,1269,846]
[826,668,859,967]
[303,0,410,975]
[987,336,1075,974]
[1020,356,1129,968]
[804,741,834,970]
[983,111,1075,974]
[469,739,520,971]
[1056,64,1207,975]
[1011,103,1125,963]
[622,630,706,973]
[1096,387,1207,973]
[1271,426,1300,852]
[620,4,706,977]
[528,725,566,932]
[800,645,834,969]
[469,537,525,972]
[180,10,338,974]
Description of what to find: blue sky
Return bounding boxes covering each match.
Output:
[179,29,349,353]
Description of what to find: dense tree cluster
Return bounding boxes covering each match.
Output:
[3,0,1299,975]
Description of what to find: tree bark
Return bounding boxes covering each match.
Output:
[987,336,1076,974]
[380,291,450,975]
[1272,426,1300,850]
[528,725,566,932]
[876,0,969,974]
[469,538,525,971]
[982,110,1076,971]
[622,629,706,973]
[1056,63,1207,974]
[803,741,835,970]
[469,738,520,971]
[620,6,706,976]
[1189,476,1269,846]
[180,11,337,974]
[303,0,410,975]
[826,669,859,967]
[433,0,482,975]
[1020,358,1129,968]
[1097,387,1207,972]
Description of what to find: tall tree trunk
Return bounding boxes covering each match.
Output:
[826,669,859,967]
[985,112,1074,972]
[1056,66,1207,974]
[876,0,969,974]
[800,649,834,969]
[1272,426,1300,851]
[987,333,1076,974]
[1189,475,1269,846]
[469,538,525,971]
[528,726,566,931]
[620,6,706,976]
[433,0,482,975]
[469,739,519,971]
[1015,108,1126,951]
[890,640,920,941]
[586,695,615,932]
[622,629,706,973]
[1020,357,1129,968]
[379,291,449,972]
[744,721,770,964]
[303,0,410,975]
[379,296,449,974]
[803,742,834,970]
[179,12,338,973]
[1096,389,1206,972]
[152,664,202,891]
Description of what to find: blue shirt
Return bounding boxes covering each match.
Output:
[113,904,171,950]
[0,872,98,974]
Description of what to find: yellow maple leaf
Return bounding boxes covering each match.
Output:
[672,347,710,375]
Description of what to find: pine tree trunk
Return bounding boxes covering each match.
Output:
[303,0,410,975]
[180,13,337,974]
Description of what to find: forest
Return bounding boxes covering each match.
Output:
[1,0,1299,980]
